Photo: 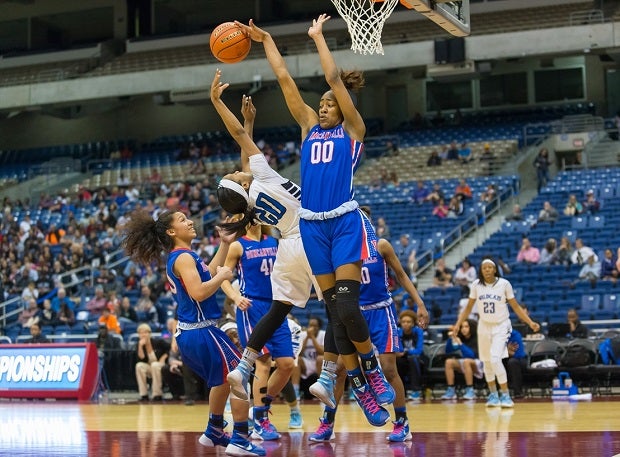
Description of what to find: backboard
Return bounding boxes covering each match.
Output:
[400,0,470,37]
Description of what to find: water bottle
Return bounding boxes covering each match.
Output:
[552,377,560,389]
[565,376,573,388]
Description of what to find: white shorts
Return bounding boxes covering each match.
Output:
[477,319,512,363]
[271,236,322,308]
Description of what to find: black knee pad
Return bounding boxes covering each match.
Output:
[325,287,355,355]
[335,279,369,343]
[246,300,292,351]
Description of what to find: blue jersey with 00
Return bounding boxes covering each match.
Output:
[360,252,391,306]
[300,124,364,212]
[166,248,221,322]
[237,235,278,302]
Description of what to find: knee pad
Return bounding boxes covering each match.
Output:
[325,287,356,355]
[335,279,369,343]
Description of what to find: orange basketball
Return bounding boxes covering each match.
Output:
[210,22,251,64]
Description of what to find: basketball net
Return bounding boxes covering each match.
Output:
[330,0,400,55]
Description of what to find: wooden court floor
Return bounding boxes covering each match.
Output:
[1,397,619,457]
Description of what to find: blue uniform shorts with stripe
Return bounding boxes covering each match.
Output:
[176,325,241,387]
[237,297,294,359]
[300,208,377,275]
[361,302,402,354]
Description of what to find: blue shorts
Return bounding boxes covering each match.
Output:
[300,208,378,275]
[361,302,402,354]
[237,297,294,359]
[176,325,241,387]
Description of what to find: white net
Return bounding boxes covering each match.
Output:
[330,0,400,55]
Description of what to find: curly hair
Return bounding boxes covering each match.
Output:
[340,69,365,92]
[121,209,175,267]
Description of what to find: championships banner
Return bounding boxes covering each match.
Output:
[0,343,99,400]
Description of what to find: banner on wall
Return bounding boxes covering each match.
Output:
[0,343,99,401]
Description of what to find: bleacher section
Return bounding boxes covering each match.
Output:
[459,168,620,327]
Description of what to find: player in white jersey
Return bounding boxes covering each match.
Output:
[454,257,540,408]
[210,69,321,406]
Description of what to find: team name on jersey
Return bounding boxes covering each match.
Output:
[363,256,380,266]
[479,293,501,301]
[244,247,278,259]
[308,126,345,141]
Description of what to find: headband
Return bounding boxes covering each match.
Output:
[218,179,249,204]
[220,322,237,334]
[481,259,496,266]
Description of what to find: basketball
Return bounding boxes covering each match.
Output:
[210,22,251,64]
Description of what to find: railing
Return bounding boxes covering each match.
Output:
[569,9,604,25]
[0,296,23,329]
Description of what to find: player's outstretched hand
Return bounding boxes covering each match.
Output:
[210,69,229,103]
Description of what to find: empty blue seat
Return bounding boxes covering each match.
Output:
[571,217,587,229]
[602,294,620,312]
[588,215,605,228]
[580,294,600,312]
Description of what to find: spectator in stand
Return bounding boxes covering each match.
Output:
[432,198,449,219]
[446,141,459,161]
[21,280,39,303]
[600,248,618,282]
[505,204,524,222]
[98,306,122,334]
[140,265,160,290]
[538,238,557,265]
[458,142,472,164]
[440,319,482,401]
[36,299,56,327]
[479,184,497,203]
[454,258,477,288]
[576,254,601,286]
[582,189,600,214]
[447,196,463,219]
[18,298,40,329]
[136,285,159,326]
[537,201,559,223]
[563,194,583,216]
[571,238,598,265]
[566,309,589,339]
[454,179,473,201]
[433,258,453,288]
[533,148,551,192]
[410,180,430,205]
[425,183,445,206]
[25,322,49,344]
[86,285,108,318]
[395,233,416,278]
[395,310,427,402]
[56,301,75,327]
[427,150,442,167]
[552,236,574,266]
[516,238,540,265]
[479,143,496,174]
[504,329,527,399]
[118,296,139,324]
[375,216,391,240]
[50,287,74,312]
[135,323,170,402]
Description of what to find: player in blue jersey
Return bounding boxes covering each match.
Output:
[454,256,540,408]
[309,206,429,443]
[221,221,303,439]
[235,15,399,426]
[122,209,265,457]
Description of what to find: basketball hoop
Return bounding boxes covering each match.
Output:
[330,0,400,55]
